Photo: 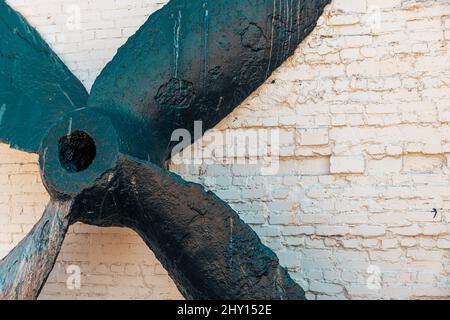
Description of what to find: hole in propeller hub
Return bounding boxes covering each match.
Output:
[58,131,96,173]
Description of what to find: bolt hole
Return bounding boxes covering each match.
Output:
[58,131,96,173]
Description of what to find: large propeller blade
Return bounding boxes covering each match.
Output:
[88,0,331,165]
[0,200,74,300]
[85,155,305,299]
[0,1,88,152]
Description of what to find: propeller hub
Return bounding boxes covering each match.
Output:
[58,130,97,173]
[39,108,120,199]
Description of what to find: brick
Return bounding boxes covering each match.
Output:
[328,15,360,26]
[330,156,365,174]
[316,226,351,236]
[406,249,443,261]
[391,225,422,236]
[281,226,315,236]
[381,286,412,299]
[362,239,379,248]
[400,238,417,248]
[366,103,397,114]
[346,285,381,298]
[367,157,402,175]
[310,281,343,294]
[85,274,114,286]
[381,239,398,249]
[341,239,360,249]
[436,239,450,249]
[298,129,329,146]
[413,286,450,298]
[352,225,386,237]
[403,155,445,173]
[423,224,448,236]
[346,59,379,76]
[277,251,300,268]
[0,233,11,243]
[214,189,241,201]
[369,249,403,262]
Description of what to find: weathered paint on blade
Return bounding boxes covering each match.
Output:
[0,200,73,300]
[88,0,331,164]
[0,2,88,152]
[62,153,306,299]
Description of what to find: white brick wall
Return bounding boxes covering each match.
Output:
[1,0,449,300]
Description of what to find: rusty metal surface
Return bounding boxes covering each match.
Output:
[0,201,73,300]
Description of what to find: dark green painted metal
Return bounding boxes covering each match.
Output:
[0,1,88,152]
[89,0,331,165]
[88,155,306,299]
